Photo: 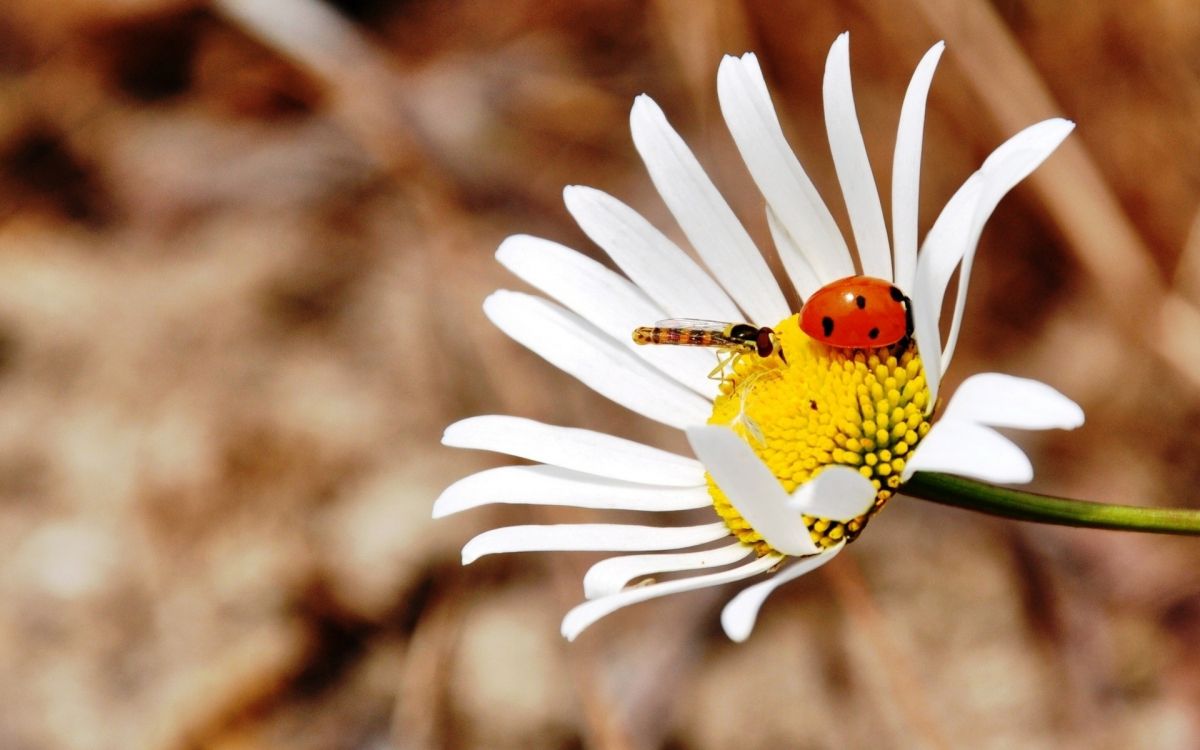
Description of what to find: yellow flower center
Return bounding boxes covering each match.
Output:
[707,314,932,555]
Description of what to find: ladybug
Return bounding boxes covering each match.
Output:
[799,276,913,348]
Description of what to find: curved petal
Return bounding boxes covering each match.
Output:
[941,372,1084,430]
[720,544,844,642]
[630,95,790,326]
[483,291,711,429]
[766,204,822,300]
[462,521,731,564]
[891,42,944,293]
[901,418,1033,484]
[561,554,779,641]
[563,185,743,321]
[717,52,854,286]
[912,174,983,408]
[941,119,1075,371]
[433,465,712,518]
[824,32,891,281]
[496,234,717,398]
[914,118,1074,396]
[789,465,878,522]
[686,426,819,556]
[583,542,750,599]
[914,174,983,339]
[443,415,704,486]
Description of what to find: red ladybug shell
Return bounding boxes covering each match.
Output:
[800,276,910,348]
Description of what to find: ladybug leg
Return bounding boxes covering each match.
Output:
[901,293,915,348]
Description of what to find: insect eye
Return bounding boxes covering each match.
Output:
[755,328,774,358]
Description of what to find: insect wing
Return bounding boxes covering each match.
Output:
[652,318,733,332]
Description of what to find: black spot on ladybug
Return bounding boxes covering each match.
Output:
[889,285,905,302]
[868,327,880,340]
[809,399,818,411]
[856,295,866,309]
[821,316,834,337]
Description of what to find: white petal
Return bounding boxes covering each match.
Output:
[717,53,854,285]
[824,33,891,281]
[433,465,713,518]
[766,204,822,300]
[496,234,717,398]
[891,42,944,293]
[941,119,1074,371]
[583,542,751,599]
[561,554,779,641]
[941,373,1084,430]
[914,174,982,342]
[462,521,731,564]
[496,234,659,323]
[685,425,819,556]
[630,95,790,326]
[563,185,742,321]
[720,544,844,642]
[788,466,878,522]
[912,174,984,407]
[901,418,1033,484]
[483,291,711,429]
[914,116,1073,402]
[443,415,704,486]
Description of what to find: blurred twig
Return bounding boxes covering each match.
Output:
[547,552,639,750]
[823,556,952,750]
[900,0,1200,391]
[392,573,463,750]
[212,0,449,191]
[1174,209,1200,307]
[905,0,1161,304]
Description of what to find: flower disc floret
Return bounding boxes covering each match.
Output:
[707,314,932,554]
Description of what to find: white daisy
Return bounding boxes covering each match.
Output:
[435,33,1085,642]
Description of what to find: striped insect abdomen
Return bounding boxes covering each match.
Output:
[633,326,725,347]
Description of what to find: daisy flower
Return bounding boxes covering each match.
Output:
[435,33,1084,642]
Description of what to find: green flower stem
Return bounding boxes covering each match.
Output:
[904,472,1200,535]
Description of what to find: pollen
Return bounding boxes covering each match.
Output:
[706,314,932,556]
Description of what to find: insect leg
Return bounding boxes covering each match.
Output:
[707,351,740,381]
[730,370,766,445]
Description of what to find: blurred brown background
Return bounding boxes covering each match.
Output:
[3,0,1200,748]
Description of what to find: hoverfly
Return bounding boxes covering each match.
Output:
[631,319,783,381]
[633,319,783,445]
